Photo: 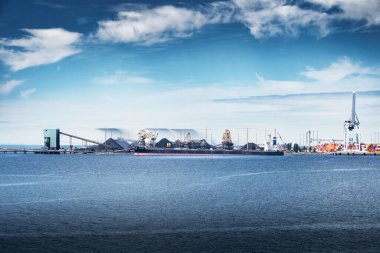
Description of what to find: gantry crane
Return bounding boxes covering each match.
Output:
[344,91,360,150]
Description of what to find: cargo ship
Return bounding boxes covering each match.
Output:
[134,147,284,156]
[134,129,284,156]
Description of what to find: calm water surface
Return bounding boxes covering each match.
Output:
[0,154,380,252]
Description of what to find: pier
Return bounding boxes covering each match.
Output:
[0,148,132,154]
[0,148,91,154]
[331,151,378,156]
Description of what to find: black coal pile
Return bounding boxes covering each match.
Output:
[115,139,134,149]
[94,138,126,151]
[155,138,174,148]
[240,143,261,150]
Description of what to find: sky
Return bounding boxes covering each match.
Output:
[1,0,380,145]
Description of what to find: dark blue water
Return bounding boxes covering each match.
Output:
[1,154,380,252]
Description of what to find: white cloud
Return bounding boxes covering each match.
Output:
[94,70,153,85]
[94,0,332,44]
[0,28,81,71]
[96,6,209,45]
[301,57,380,82]
[20,88,37,99]
[94,0,380,44]
[0,80,24,96]
[306,0,380,25]
[207,1,236,24]
[232,0,330,38]
[252,58,380,95]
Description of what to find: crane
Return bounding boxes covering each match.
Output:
[277,131,285,144]
[138,129,158,147]
[222,129,234,150]
[344,91,360,151]
[345,91,360,131]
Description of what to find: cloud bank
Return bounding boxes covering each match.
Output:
[301,57,380,83]
[1,1,379,72]
[232,0,330,38]
[96,6,209,45]
[95,0,380,44]
[0,28,81,71]
[306,0,380,26]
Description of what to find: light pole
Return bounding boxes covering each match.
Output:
[238,127,256,151]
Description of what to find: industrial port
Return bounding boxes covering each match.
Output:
[1,91,379,156]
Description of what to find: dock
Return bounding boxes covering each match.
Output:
[0,148,88,154]
[0,148,132,154]
[331,151,378,156]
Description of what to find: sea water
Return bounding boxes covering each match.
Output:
[0,154,380,252]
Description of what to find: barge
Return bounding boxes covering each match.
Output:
[134,147,284,156]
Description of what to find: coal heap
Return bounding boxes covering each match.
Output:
[105,138,124,149]
[94,138,125,151]
[115,139,133,149]
[155,138,174,148]
[240,143,261,150]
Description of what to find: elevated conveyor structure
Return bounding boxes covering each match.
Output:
[44,129,112,151]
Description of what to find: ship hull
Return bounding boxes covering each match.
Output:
[134,148,284,156]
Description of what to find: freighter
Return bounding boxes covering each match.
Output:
[134,147,283,156]
[134,129,284,156]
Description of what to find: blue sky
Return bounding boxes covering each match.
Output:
[1,0,380,145]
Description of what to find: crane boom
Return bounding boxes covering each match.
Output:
[346,91,359,131]
[351,91,356,126]
[277,132,285,144]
